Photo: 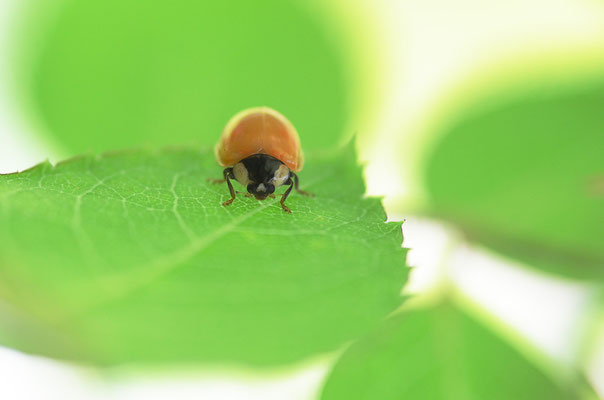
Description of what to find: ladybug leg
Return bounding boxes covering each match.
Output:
[268,194,276,199]
[291,172,314,197]
[279,179,294,213]
[221,167,236,206]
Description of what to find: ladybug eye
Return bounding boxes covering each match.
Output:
[247,183,257,194]
[266,184,275,194]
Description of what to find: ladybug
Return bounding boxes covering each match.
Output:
[212,107,312,213]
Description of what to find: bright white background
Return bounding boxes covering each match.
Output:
[1,0,603,398]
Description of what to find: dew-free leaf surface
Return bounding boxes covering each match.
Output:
[424,80,604,281]
[0,145,408,366]
[320,301,590,400]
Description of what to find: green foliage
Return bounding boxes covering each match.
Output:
[424,80,604,280]
[321,300,591,400]
[0,145,408,366]
[10,1,602,393]
[24,0,347,154]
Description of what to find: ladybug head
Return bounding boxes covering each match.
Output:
[247,182,275,200]
[233,154,291,201]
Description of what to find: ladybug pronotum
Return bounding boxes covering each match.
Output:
[212,107,312,213]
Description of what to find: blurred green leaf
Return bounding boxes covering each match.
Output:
[320,301,591,400]
[424,81,604,280]
[23,0,347,153]
[0,145,408,366]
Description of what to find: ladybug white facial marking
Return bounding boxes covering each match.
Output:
[270,164,290,188]
[232,162,249,186]
[211,107,313,213]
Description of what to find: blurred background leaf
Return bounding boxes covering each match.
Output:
[423,79,604,281]
[0,144,408,366]
[17,0,348,155]
[320,299,595,400]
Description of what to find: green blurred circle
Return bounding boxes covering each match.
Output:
[27,0,348,153]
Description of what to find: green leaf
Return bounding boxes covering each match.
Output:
[424,80,604,281]
[20,0,348,154]
[320,300,592,400]
[0,145,408,366]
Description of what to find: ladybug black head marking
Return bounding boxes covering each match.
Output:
[233,154,290,201]
[247,182,275,200]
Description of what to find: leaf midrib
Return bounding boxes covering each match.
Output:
[59,171,333,321]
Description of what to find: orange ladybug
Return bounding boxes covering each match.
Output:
[212,107,312,213]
